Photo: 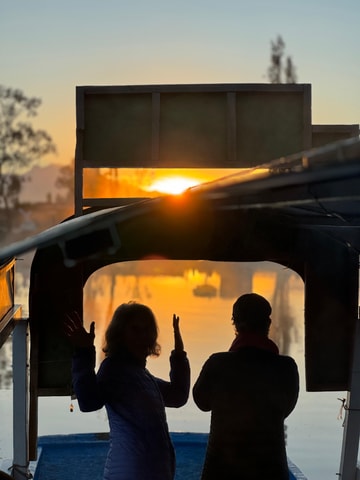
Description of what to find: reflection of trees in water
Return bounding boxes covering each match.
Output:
[84,260,292,309]
[83,260,300,358]
[217,262,252,298]
[84,264,155,366]
[84,263,153,327]
[103,269,116,321]
[131,277,152,301]
[270,269,298,355]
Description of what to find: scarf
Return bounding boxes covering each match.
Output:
[229,331,279,355]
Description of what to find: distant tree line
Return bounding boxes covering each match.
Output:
[0,86,56,230]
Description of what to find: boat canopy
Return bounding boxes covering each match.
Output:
[0,136,358,396]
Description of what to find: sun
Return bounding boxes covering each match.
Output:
[146,176,200,195]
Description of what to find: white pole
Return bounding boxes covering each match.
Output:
[12,319,30,480]
[339,317,360,479]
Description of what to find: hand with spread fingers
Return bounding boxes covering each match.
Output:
[173,313,184,353]
[64,311,95,348]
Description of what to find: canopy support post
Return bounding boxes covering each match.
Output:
[338,316,360,479]
[12,318,30,480]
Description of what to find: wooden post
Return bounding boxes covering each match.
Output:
[338,316,360,479]
[12,319,30,480]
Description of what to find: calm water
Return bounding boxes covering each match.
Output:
[0,260,349,479]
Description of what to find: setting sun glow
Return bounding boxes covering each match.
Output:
[146,176,200,195]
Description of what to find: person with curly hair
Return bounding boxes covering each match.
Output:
[65,302,190,480]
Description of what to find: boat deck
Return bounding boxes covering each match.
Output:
[29,432,307,480]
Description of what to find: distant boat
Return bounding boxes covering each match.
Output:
[193,283,217,298]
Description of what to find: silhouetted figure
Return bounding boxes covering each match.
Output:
[193,293,299,480]
[64,302,190,480]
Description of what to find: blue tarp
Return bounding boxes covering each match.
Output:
[33,432,304,480]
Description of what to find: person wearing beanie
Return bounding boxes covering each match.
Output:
[193,293,299,480]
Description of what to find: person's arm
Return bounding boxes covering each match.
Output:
[64,312,105,412]
[71,347,106,412]
[156,314,190,407]
[173,313,184,353]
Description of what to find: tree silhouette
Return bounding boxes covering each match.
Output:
[267,35,297,84]
[0,86,56,228]
[56,160,74,204]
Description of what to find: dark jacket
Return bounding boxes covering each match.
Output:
[72,347,190,480]
[193,346,299,480]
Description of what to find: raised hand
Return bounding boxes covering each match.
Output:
[64,311,95,348]
[173,314,184,352]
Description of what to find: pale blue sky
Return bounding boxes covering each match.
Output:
[1,0,360,165]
